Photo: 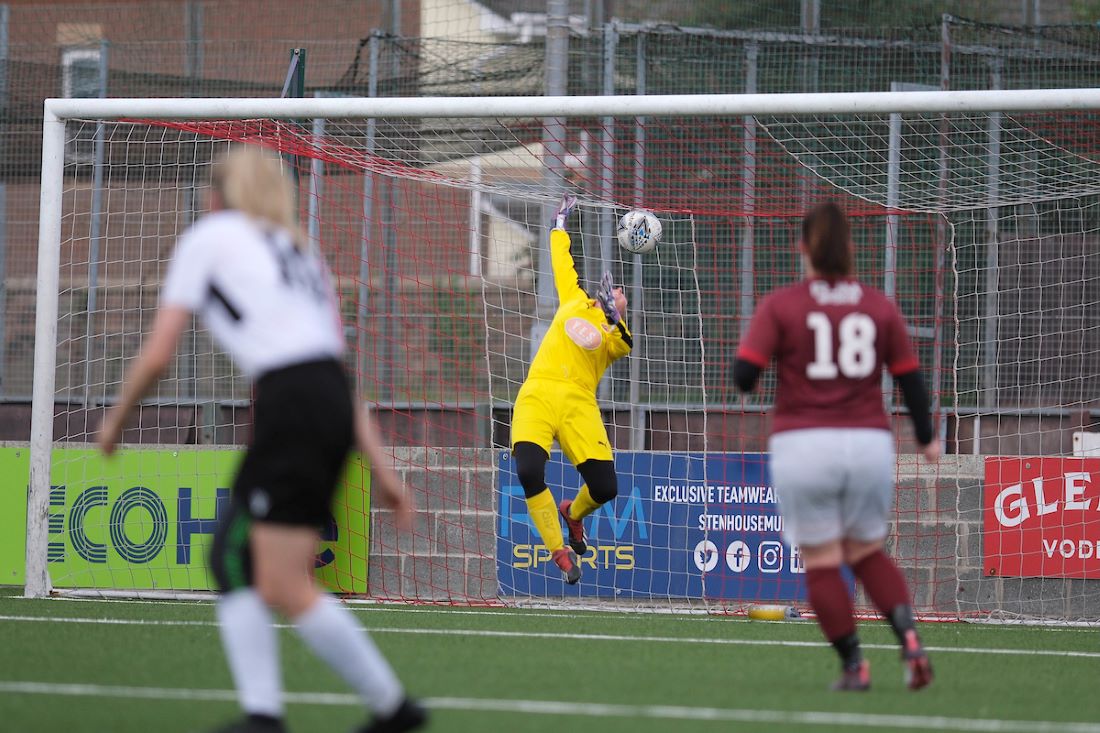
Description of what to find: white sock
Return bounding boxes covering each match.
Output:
[294,595,404,716]
[216,589,284,718]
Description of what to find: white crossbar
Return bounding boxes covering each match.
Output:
[44,88,1100,121]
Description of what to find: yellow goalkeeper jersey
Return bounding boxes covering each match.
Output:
[524,228,633,395]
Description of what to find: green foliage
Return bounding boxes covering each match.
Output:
[1072,0,1100,22]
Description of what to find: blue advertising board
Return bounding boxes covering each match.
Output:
[498,451,825,602]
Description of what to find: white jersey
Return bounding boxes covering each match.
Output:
[161,210,344,378]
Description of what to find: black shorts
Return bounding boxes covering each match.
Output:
[232,358,355,527]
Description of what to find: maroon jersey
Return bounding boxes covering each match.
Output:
[737,277,919,435]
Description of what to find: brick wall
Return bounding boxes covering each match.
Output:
[892,455,983,616]
[369,447,497,601]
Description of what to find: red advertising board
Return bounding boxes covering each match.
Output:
[984,458,1100,579]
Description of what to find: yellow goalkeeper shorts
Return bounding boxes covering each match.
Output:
[511,378,613,465]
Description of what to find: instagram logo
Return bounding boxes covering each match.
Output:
[758,541,784,573]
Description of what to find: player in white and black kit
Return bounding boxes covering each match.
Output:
[98,147,426,733]
[733,202,938,692]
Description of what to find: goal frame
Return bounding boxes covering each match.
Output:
[27,88,1100,599]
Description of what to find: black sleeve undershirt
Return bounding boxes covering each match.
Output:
[734,359,933,446]
[732,358,762,393]
[895,370,934,446]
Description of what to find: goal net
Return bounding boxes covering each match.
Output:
[25,93,1100,623]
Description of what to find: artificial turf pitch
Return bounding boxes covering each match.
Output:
[0,588,1097,733]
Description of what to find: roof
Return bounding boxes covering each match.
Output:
[476,0,588,19]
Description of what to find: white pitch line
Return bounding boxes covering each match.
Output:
[348,604,1100,632]
[19,594,1100,632]
[353,627,1100,660]
[0,615,219,627]
[16,595,725,623]
[355,603,721,621]
[1,614,1097,659]
[19,595,728,623]
[0,681,1098,733]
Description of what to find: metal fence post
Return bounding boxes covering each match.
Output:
[358,33,380,396]
[939,14,954,451]
[0,4,8,398]
[596,21,617,404]
[628,32,646,451]
[739,43,758,337]
[533,0,570,362]
[982,58,1003,426]
[81,39,108,407]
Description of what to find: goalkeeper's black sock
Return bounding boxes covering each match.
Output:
[885,604,918,646]
[831,632,864,672]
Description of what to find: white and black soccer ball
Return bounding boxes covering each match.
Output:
[616,209,662,254]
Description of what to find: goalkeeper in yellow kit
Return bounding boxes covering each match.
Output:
[512,194,632,584]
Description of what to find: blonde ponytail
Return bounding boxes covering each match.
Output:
[210,146,305,249]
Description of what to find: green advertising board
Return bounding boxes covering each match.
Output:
[0,447,27,585]
[0,446,370,593]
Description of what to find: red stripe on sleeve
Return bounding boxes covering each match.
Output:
[737,346,769,368]
[889,358,920,377]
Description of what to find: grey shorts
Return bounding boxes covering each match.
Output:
[768,428,895,548]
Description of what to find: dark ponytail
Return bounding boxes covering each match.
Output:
[801,202,852,278]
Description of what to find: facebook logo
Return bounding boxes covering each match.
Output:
[725,540,751,573]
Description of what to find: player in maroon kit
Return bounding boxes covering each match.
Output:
[734,202,939,692]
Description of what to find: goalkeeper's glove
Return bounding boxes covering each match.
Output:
[596,270,621,325]
[554,193,577,230]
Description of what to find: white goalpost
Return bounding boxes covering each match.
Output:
[26,90,1100,624]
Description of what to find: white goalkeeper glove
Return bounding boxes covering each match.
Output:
[596,270,621,325]
[553,193,577,230]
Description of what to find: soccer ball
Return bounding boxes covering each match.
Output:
[616,209,662,254]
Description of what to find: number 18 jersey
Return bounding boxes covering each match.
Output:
[736,277,919,435]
